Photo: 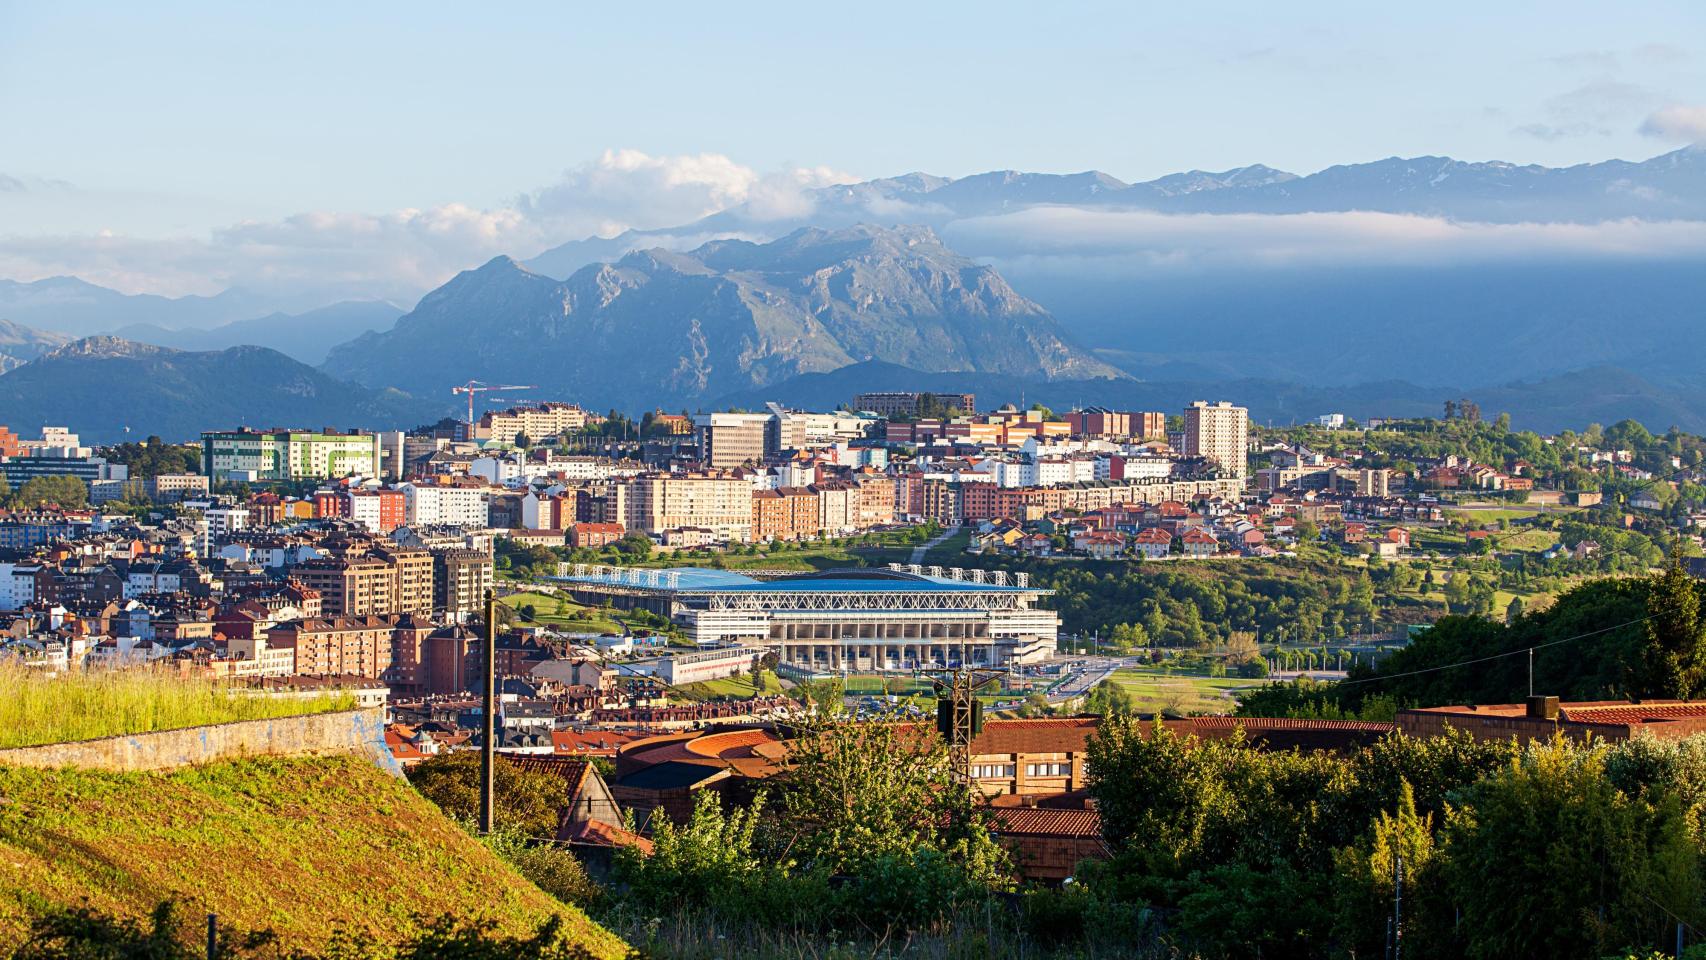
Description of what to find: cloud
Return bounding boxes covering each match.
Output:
[941,207,1706,273]
[0,150,856,299]
[516,149,854,238]
[1516,79,1656,140]
[1640,105,1706,142]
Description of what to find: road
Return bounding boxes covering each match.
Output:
[909,525,963,565]
[1044,655,1123,705]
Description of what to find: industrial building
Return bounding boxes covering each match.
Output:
[555,565,1058,671]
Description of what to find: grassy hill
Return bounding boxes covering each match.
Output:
[0,755,627,957]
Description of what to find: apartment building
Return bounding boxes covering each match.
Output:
[1183,401,1249,479]
[401,479,490,528]
[346,489,406,534]
[626,473,753,543]
[289,545,433,618]
[851,391,976,417]
[266,615,397,678]
[477,402,592,442]
[433,548,493,620]
[201,429,382,482]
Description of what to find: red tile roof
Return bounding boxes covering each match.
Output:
[988,807,1103,838]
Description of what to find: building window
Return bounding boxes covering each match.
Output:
[1025,762,1071,778]
[971,763,1015,779]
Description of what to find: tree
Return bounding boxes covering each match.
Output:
[1332,780,1446,957]
[778,715,1008,884]
[7,475,88,510]
[1440,742,1703,959]
[1083,679,1133,716]
[406,752,568,837]
[1505,595,1524,624]
[513,431,531,448]
[1641,547,1706,698]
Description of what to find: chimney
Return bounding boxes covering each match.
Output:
[1526,695,1560,720]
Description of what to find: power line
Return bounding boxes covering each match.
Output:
[1334,614,1654,688]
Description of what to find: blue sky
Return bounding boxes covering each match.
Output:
[1,1,1702,295]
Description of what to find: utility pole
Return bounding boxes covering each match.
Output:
[1528,647,1535,698]
[1393,852,1404,960]
[480,589,497,835]
[935,663,1001,785]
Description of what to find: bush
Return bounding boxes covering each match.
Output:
[482,828,605,910]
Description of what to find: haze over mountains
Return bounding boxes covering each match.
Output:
[0,337,434,444]
[322,225,1120,408]
[3,146,1705,439]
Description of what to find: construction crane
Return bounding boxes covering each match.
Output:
[451,381,535,430]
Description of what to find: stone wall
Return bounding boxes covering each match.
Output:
[0,707,401,775]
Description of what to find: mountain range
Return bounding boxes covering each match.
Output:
[0,277,342,337]
[106,300,403,366]
[525,145,1706,278]
[4,146,1706,440]
[322,224,1121,409]
[0,337,435,444]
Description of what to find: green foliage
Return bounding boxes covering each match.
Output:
[779,717,1008,883]
[406,752,568,839]
[1331,782,1447,957]
[480,829,605,911]
[1082,679,1133,716]
[1086,713,1706,959]
[1337,576,1653,710]
[5,475,88,510]
[1643,548,1706,698]
[99,438,201,479]
[1441,740,1704,959]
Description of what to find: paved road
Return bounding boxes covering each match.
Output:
[909,525,963,565]
[1044,656,1122,704]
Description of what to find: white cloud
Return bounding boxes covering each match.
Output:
[942,207,1706,272]
[517,149,854,238]
[1640,105,1706,142]
[0,150,857,299]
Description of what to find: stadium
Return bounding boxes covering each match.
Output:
[553,564,1059,671]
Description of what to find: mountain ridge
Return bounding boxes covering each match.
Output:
[0,336,438,443]
[322,224,1122,411]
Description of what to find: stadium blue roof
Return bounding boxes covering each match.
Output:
[559,566,1031,593]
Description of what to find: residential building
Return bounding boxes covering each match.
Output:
[266,616,396,678]
[401,479,490,528]
[1183,401,1249,479]
[433,549,493,620]
[346,489,406,534]
[201,429,382,482]
[289,545,433,618]
[626,473,753,543]
[851,392,976,418]
[478,402,592,443]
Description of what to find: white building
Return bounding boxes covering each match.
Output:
[0,562,41,610]
[1184,401,1249,479]
[402,482,491,528]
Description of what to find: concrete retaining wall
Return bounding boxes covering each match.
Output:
[0,707,402,776]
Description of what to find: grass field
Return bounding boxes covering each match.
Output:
[676,669,784,701]
[0,664,355,749]
[1106,668,1254,715]
[0,755,626,956]
[1442,506,1549,524]
[500,590,627,634]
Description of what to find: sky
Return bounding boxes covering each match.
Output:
[1,1,1703,298]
